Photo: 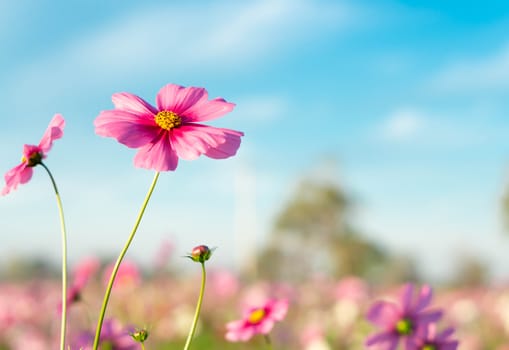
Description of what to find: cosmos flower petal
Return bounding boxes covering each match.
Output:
[94,110,158,148]
[365,332,398,350]
[269,299,289,321]
[183,98,236,122]
[112,92,158,117]
[133,134,179,171]
[415,284,433,311]
[418,309,443,324]
[170,124,243,160]
[258,319,275,334]
[436,327,455,341]
[400,283,414,312]
[367,301,400,328]
[38,114,65,154]
[2,164,32,196]
[156,84,208,114]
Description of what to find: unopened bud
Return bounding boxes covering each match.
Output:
[130,328,149,343]
[187,245,213,263]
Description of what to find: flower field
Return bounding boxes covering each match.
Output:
[1,259,508,349]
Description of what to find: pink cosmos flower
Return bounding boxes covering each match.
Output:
[59,257,100,312]
[2,114,65,195]
[102,260,141,288]
[410,324,459,350]
[94,84,244,171]
[366,283,443,350]
[225,298,289,342]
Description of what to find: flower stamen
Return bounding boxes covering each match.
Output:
[248,308,266,324]
[155,111,182,130]
[395,318,413,335]
[22,151,43,167]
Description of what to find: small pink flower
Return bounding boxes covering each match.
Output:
[94,83,244,171]
[103,260,141,288]
[366,283,443,350]
[59,257,100,312]
[2,114,65,195]
[225,299,289,342]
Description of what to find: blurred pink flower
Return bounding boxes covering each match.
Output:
[73,318,137,350]
[334,276,369,303]
[366,283,443,350]
[225,299,289,342]
[103,260,141,288]
[208,269,239,300]
[94,83,244,171]
[2,114,65,195]
[410,324,458,350]
[60,257,100,311]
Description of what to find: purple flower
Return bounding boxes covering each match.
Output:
[72,319,137,350]
[410,324,459,350]
[366,283,443,350]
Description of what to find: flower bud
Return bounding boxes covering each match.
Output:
[130,328,149,343]
[187,245,213,263]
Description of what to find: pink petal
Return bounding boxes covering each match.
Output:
[156,84,208,114]
[94,110,159,148]
[182,97,235,122]
[2,163,32,196]
[112,92,158,116]
[367,301,401,329]
[170,124,243,160]
[365,332,398,350]
[400,283,415,312]
[133,133,179,171]
[418,309,443,324]
[436,327,455,341]
[38,114,65,153]
[258,319,275,334]
[269,299,289,321]
[415,285,433,311]
[225,320,254,342]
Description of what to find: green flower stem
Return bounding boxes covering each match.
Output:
[264,334,274,350]
[92,171,160,350]
[183,261,207,350]
[140,343,146,350]
[40,162,68,350]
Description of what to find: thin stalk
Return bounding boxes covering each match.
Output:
[183,262,207,350]
[92,171,160,350]
[40,162,68,350]
[264,334,274,350]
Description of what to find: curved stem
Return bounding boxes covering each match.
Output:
[92,171,160,350]
[183,262,207,350]
[40,162,68,350]
[264,334,274,350]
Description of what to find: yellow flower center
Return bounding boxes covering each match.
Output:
[154,110,182,130]
[422,345,436,350]
[22,152,43,167]
[248,308,266,324]
[395,318,412,335]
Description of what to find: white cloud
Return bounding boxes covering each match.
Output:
[379,108,425,141]
[4,0,352,105]
[428,43,509,93]
[234,95,288,124]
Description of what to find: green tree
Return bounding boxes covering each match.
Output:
[257,178,397,282]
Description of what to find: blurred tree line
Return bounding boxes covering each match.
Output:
[254,177,418,285]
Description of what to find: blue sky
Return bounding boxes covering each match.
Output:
[1,0,509,283]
